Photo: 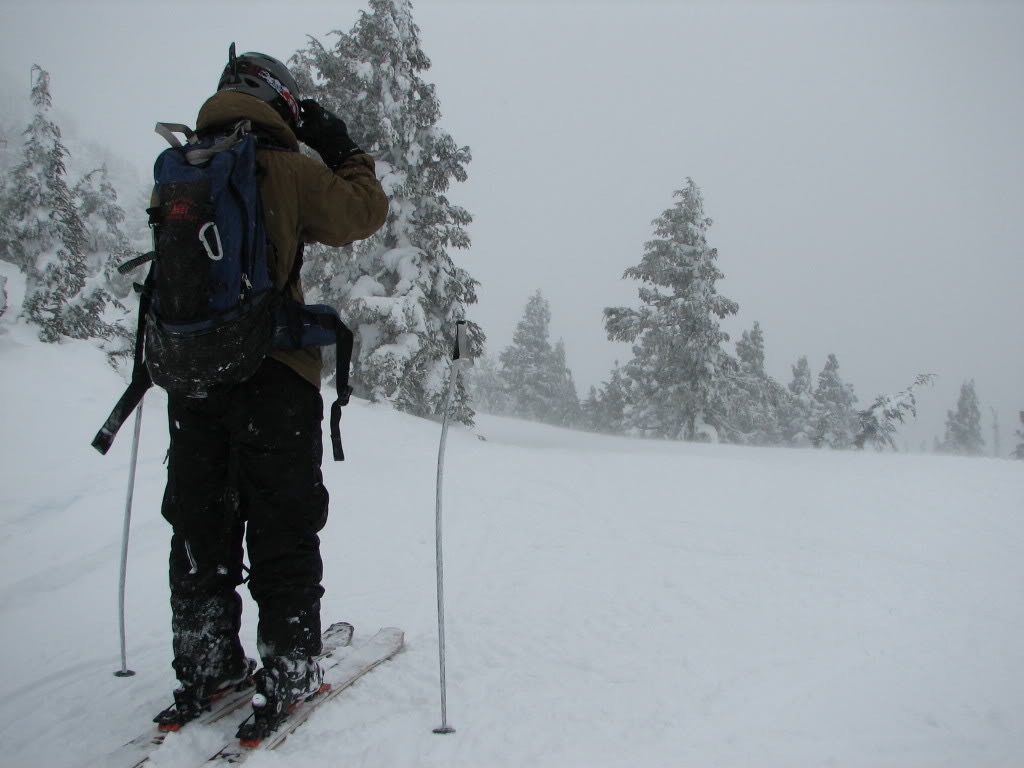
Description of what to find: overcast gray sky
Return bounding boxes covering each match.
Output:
[3,0,1022,452]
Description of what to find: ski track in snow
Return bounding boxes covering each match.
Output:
[1,327,1023,768]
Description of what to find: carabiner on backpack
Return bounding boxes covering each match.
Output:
[199,222,224,261]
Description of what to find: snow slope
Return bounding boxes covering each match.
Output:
[1,325,1022,768]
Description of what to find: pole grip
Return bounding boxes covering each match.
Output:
[452,320,473,368]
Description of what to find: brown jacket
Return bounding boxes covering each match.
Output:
[191,90,388,387]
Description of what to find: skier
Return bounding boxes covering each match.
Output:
[155,48,388,731]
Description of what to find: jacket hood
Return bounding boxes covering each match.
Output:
[196,90,300,151]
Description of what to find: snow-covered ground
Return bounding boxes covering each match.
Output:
[1,324,1022,768]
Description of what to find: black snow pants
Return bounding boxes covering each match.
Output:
[161,358,329,685]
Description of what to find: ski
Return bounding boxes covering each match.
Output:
[99,621,354,768]
[206,627,404,764]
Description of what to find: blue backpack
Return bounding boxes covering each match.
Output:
[93,120,353,460]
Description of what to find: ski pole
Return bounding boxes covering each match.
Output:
[114,399,144,678]
[433,320,471,734]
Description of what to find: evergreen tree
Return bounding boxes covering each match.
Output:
[550,339,582,428]
[1013,411,1024,460]
[727,321,784,445]
[581,386,601,432]
[291,0,482,423]
[464,352,509,415]
[0,125,17,174]
[75,167,137,302]
[0,118,21,254]
[69,166,135,355]
[500,290,552,420]
[598,364,626,436]
[942,380,985,456]
[811,353,859,449]
[782,356,819,446]
[499,290,580,426]
[736,321,766,373]
[1,66,90,342]
[854,374,935,450]
[604,178,738,440]
[581,367,628,434]
[0,118,21,326]
[0,68,133,353]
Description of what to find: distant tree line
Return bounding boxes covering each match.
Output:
[466,179,1009,457]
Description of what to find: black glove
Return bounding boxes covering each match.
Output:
[296,99,364,169]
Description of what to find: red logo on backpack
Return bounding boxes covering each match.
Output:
[167,198,201,223]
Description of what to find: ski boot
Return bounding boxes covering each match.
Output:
[236,656,329,747]
[154,656,256,732]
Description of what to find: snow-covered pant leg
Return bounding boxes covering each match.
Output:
[235,360,329,661]
[162,395,246,687]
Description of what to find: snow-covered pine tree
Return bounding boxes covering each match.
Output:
[604,178,738,441]
[737,322,765,369]
[498,290,578,425]
[942,380,985,456]
[585,363,628,434]
[811,353,859,449]
[602,364,628,434]
[0,121,18,293]
[291,0,482,424]
[854,373,935,450]
[1,66,91,342]
[550,339,582,428]
[727,321,785,445]
[0,120,14,321]
[69,166,136,357]
[581,386,601,432]
[781,356,818,446]
[75,167,137,302]
[463,352,509,415]
[499,290,551,421]
[0,131,23,325]
[0,116,21,176]
[0,131,15,182]
[1013,411,1024,460]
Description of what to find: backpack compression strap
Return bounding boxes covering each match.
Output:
[312,310,353,462]
[279,244,353,462]
[91,289,154,455]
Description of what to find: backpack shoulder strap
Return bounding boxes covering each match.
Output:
[182,120,253,166]
[154,122,197,148]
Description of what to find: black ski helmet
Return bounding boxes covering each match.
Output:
[217,43,302,127]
